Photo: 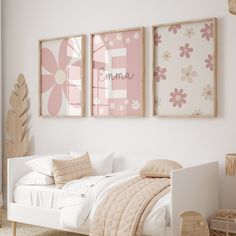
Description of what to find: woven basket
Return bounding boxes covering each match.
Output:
[210,209,236,236]
[229,0,236,15]
[210,230,236,236]
[225,154,236,176]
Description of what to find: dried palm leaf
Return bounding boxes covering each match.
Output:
[5,74,30,158]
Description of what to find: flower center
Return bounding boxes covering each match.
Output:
[55,70,66,85]
[207,90,212,95]
[175,95,181,101]
[206,29,211,34]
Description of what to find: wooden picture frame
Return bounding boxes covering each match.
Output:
[90,27,145,117]
[153,18,217,118]
[39,34,85,117]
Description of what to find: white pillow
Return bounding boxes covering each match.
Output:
[26,154,72,176]
[70,151,114,175]
[16,171,55,186]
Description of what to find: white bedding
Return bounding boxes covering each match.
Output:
[14,170,171,236]
[14,185,62,209]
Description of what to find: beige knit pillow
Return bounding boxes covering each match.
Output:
[52,153,94,188]
[140,159,182,178]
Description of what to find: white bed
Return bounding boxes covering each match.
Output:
[13,179,171,235]
[8,155,219,236]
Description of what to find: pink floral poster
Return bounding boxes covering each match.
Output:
[153,18,217,117]
[40,35,85,116]
[91,28,144,117]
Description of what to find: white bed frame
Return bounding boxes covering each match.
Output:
[7,155,219,236]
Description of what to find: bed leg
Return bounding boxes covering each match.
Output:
[12,222,17,236]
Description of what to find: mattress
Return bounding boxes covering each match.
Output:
[14,185,63,209]
[14,184,171,225]
[13,185,170,219]
[14,180,171,236]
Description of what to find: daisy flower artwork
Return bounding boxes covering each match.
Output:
[40,35,85,116]
[153,18,217,117]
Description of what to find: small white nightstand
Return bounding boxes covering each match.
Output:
[210,209,236,236]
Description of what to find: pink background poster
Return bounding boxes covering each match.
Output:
[92,28,144,117]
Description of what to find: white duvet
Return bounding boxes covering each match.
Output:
[59,170,170,236]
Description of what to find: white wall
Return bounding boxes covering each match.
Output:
[2,0,236,208]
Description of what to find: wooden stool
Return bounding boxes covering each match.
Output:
[180,211,210,236]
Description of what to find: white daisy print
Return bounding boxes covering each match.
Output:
[192,109,203,117]
[201,85,214,101]
[181,65,197,83]
[162,51,171,61]
[99,108,104,115]
[124,99,129,105]
[110,103,115,109]
[133,32,139,39]
[116,33,123,41]
[94,35,102,45]
[185,28,195,39]
[125,37,130,43]
[104,36,108,42]
[119,105,124,111]
[131,100,140,111]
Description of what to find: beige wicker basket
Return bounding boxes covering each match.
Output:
[229,0,236,15]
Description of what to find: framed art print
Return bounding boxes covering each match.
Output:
[39,35,85,117]
[91,27,145,117]
[153,18,217,117]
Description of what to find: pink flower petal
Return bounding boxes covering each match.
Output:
[58,39,71,70]
[41,48,58,74]
[161,75,166,80]
[173,101,178,107]
[48,85,62,115]
[161,68,167,73]
[41,74,55,93]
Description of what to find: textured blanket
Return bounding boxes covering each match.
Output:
[90,176,170,236]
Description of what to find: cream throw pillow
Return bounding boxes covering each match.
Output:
[140,159,182,178]
[52,153,94,188]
